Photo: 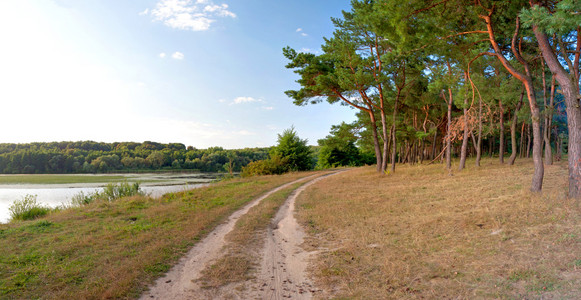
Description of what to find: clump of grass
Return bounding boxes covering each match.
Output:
[71,182,144,206]
[199,255,254,288]
[8,194,52,221]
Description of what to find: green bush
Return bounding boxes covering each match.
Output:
[240,155,290,177]
[71,182,144,206]
[100,182,143,201]
[9,194,51,221]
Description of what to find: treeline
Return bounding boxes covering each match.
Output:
[0,141,269,174]
[284,0,580,196]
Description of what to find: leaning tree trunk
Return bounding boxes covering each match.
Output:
[536,27,581,197]
[482,13,543,192]
[509,89,524,165]
[524,81,545,192]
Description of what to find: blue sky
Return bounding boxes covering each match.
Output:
[0,0,356,149]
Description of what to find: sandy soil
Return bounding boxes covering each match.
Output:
[140,172,336,300]
[240,173,337,299]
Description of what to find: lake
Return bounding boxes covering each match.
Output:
[0,173,221,223]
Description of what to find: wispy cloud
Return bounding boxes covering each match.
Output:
[144,0,236,31]
[262,106,274,110]
[159,52,167,58]
[296,27,308,37]
[172,51,184,60]
[232,96,261,104]
[139,8,149,16]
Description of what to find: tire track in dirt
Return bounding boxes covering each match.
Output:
[140,173,327,300]
[242,171,343,300]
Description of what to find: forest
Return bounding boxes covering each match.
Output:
[0,141,269,174]
[283,0,581,197]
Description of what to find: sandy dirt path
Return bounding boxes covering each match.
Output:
[241,172,340,299]
[140,173,327,300]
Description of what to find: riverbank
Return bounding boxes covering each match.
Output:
[0,173,222,223]
[0,171,320,298]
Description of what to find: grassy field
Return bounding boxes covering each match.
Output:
[0,171,320,299]
[296,158,581,299]
[0,174,132,185]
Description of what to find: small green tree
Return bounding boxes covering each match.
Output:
[317,122,362,168]
[270,127,313,171]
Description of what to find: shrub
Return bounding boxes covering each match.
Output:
[70,182,144,206]
[100,182,143,201]
[70,191,97,206]
[9,194,51,221]
[240,155,290,177]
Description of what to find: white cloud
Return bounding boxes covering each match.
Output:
[147,0,236,31]
[218,99,226,103]
[232,96,261,104]
[172,51,184,59]
[296,28,308,36]
[139,8,149,16]
[263,106,274,110]
[159,52,167,58]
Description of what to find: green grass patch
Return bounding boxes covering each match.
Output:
[0,174,129,185]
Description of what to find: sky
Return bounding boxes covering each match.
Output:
[0,0,357,149]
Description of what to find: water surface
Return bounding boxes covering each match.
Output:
[0,173,219,223]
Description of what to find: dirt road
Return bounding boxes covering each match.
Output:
[141,172,340,299]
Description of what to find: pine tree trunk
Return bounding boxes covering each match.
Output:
[499,99,505,164]
[390,98,398,173]
[509,89,524,165]
[475,95,482,167]
[431,129,438,160]
[520,123,525,158]
[459,96,469,170]
[537,49,581,197]
[541,62,552,166]
[526,124,531,159]
[445,88,453,170]
[380,111,389,173]
[369,112,383,173]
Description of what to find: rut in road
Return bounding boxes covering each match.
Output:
[241,172,341,299]
[140,172,339,300]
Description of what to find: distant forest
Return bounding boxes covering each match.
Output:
[0,141,270,174]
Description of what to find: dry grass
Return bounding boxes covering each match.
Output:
[296,158,581,299]
[0,171,319,299]
[198,181,305,288]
